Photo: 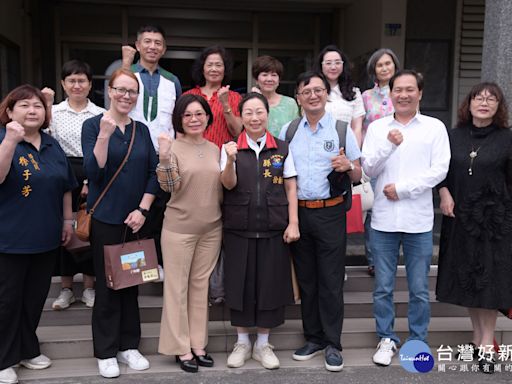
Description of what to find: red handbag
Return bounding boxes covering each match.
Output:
[346,194,364,234]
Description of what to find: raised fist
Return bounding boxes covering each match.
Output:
[224,141,238,163]
[121,45,137,69]
[99,114,117,138]
[41,87,55,107]
[218,85,230,106]
[158,132,174,157]
[387,129,403,146]
[5,121,25,144]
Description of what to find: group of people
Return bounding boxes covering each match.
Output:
[0,23,511,384]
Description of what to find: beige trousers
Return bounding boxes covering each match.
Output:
[158,225,222,355]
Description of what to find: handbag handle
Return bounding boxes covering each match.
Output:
[89,120,136,215]
[119,225,141,247]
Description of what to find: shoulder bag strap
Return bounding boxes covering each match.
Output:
[284,117,302,144]
[90,120,136,214]
[335,119,348,149]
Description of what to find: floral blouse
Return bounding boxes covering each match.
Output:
[362,84,394,140]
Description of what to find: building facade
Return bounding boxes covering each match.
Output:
[0,0,493,128]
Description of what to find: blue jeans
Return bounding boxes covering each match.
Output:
[372,230,433,344]
[364,211,374,267]
[364,178,378,268]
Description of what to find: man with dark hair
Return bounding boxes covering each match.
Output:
[122,25,182,276]
[122,25,182,149]
[362,69,450,367]
[279,71,362,372]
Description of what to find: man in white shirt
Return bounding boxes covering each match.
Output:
[362,70,450,367]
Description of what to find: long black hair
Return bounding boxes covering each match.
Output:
[314,45,356,101]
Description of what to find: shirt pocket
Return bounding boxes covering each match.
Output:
[222,191,251,230]
[266,191,289,230]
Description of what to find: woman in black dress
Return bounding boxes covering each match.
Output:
[220,92,299,370]
[436,82,512,374]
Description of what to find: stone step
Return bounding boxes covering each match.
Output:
[39,289,468,326]
[36,317,512,360]
[47,266,440,298]
[14,348,400,382]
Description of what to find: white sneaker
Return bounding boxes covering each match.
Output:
[52,288,75,310]
[252,342,280,370]
[116,349,150,371]
[227,342,252,368]
[372,338,397,366]
[97,358,120,378]
[0,368,18,384]
[20,354,51,370]
[81,288,95,308]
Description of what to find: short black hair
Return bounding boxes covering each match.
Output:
[238,92,269,115]
[61,60,92,82]
[295,71,330,95]
[191,45,234,87]
[172,94,213,135]
[389,69,424,91]
[136,25,166,42]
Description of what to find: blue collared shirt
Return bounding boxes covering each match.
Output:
[135,62,160,97]
[279,112,361,200]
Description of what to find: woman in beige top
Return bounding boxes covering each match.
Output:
[156,94,222,373]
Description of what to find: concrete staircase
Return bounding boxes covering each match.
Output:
[19,207,512,380]
[20,264,512,381]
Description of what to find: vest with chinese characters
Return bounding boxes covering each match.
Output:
[223,133,289,234]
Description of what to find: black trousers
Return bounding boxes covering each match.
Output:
[0,249,57,370]
[290,204,346,350]
[53,157,94,277]
[91,218,141,358]
[140,189,171,265]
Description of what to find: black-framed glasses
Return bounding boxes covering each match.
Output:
[111,87,139,98]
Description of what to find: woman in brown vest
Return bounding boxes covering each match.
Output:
[221,92,300,370]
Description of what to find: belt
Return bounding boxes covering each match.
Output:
[298,195,344,209]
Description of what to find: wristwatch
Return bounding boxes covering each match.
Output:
[348,161,355,172]
[223,107,232,114]
[137,207,150,218]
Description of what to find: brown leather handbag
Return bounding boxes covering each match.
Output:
[76,121,136,241]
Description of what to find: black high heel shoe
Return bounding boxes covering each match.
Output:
[175,355,198,373]
[192,350,214,367]
[478,352,495,374]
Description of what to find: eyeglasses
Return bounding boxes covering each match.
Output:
[65,79,89,86]
[473,95,498,105]
[297,88,326,98]
[111,87,139,98]
[322,60,343,67]
[182,111,207,120]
